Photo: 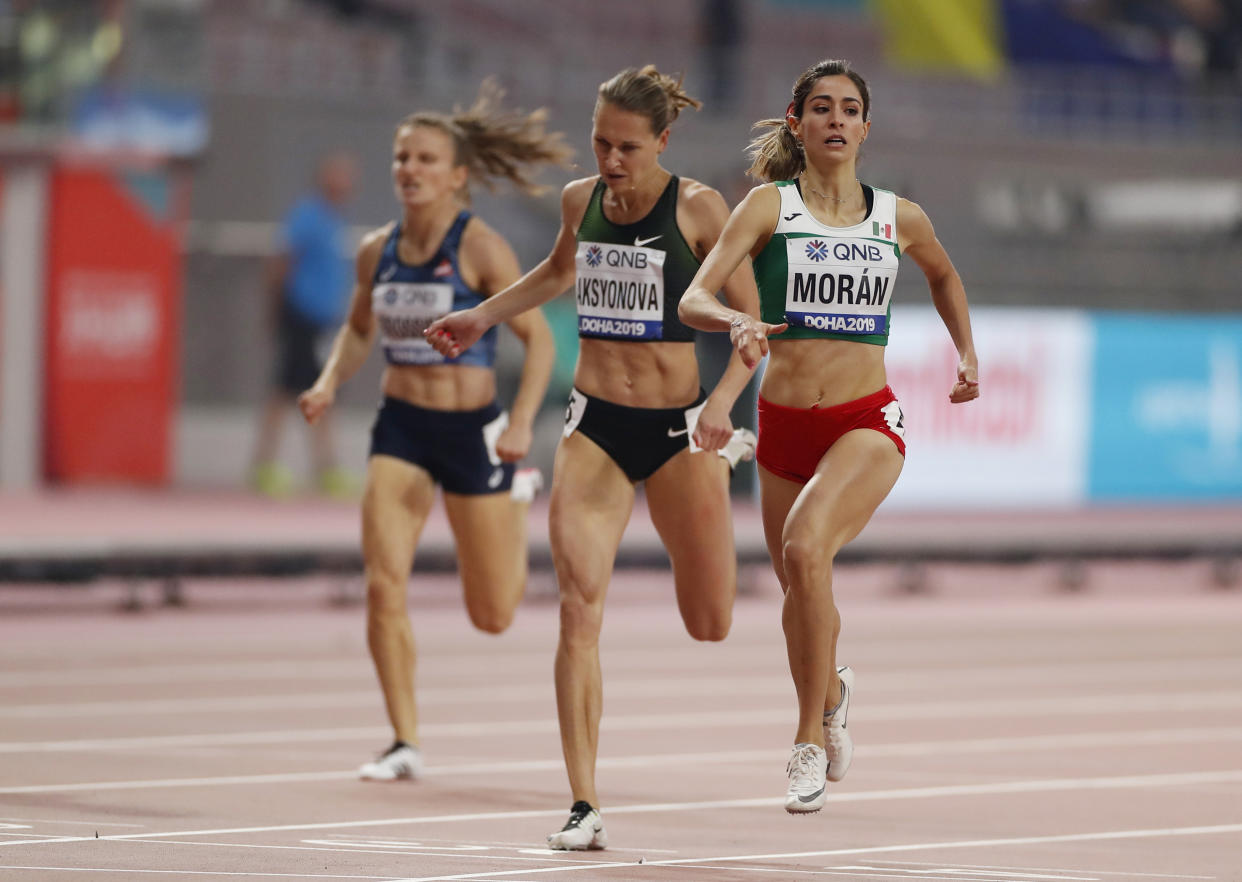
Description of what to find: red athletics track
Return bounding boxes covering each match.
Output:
[1,560,1241,882]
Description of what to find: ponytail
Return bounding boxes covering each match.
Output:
[747,59,871,183]
[596,64,702,134]
[397,78,573,199]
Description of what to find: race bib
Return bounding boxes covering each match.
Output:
[783,237,897,335]
[575,241,665,340]
[372,282,453,364]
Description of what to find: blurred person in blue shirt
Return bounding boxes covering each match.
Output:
[250,151,358,497]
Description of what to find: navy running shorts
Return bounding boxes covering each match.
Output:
[369,397,514,495]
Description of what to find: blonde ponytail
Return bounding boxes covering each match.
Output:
[397,78,573,199]
[596,65,703,134]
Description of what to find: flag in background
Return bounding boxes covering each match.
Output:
[870,0,1005,79]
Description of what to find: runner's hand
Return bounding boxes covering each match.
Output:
[495,422,532,463]
[693,396,734,452]
[298,385,334,425]
[425,308,487,358]
[949,358,980,403]
[730,314,786,369]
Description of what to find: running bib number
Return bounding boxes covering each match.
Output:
[373,282,453,365]
[575,241,665,340]
[782,236,897,336]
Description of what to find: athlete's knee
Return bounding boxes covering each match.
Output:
[683,606,731,642]
[365,572,408,621]
[465,598,518,635]
[781,532,837,591]
[557,585,604,647]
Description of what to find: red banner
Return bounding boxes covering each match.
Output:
[43,166,182,484]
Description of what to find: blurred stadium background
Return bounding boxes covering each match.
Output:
[0,0,1239,591]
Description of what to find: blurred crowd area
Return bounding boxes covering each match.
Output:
[1,0,1240,490]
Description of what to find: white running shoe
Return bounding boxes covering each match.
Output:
[510,467,544,503]
[547,800,607,850]
[824,665,854,783]
[717,427,757,471]
[358,741,422,781]
[784,742,828,813]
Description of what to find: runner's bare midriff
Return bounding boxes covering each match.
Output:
[382,363,497,411]
[761,337,887,409]
[573,338,701,408]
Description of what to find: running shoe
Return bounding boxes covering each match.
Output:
[249,462,294,498]
[824,665,854,783]
[358,741,422,781]
[717,427,757,471]
[510,467,544,503]
[318,466,360,500]
[784,742,828,813]
[547,800,607,850]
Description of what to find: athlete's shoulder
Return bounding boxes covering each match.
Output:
[675,175,729,218]
[460,213,508,250]
[357,222,394,261]
[739,181,783,213]
[562,175,600,203]
[460,213,517,274]
[353,222,394,282]
[894,195,931,228]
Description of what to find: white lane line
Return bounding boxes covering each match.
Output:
[684,867,1030,880]
[0,868,400,879]
[4,769,1240,848]
[6,726,1242,795]
[829,866,1096,880]
[879,858,1214,879]
[11,658,1242,719]
[0,818,145,828]
[3,654,1239,691]
[109,838,606,865]
[6,689,1242,754]
[381,823,1242,882]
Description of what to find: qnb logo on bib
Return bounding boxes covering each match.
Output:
[574,241,666,340]
[373,281,454,363]
[783,236,897,335]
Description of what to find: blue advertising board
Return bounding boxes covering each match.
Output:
[1088,313,1242,501]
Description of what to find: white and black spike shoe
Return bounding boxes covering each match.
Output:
[547,800,607,850]
[358,741,422,781]
[824,666,854,783]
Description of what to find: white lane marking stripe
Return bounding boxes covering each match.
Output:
[5,726,1242,795]
[877,858,1215,879]
[0,868,399,879]
[6,690,1242,753]
[381,823,1242,882]
[11,658,1242,718]
[3,654,1239,690]
[4,769,1240,848]
[828,867,1097,880]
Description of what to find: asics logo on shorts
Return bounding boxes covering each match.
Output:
[488,466,504,488]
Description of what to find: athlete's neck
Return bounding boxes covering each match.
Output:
[603,167,670,225]
[399,202,461,260]
[800,164,860,205]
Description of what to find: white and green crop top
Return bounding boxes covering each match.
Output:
[752,180,900,346]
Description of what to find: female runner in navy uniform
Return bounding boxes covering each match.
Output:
[426,65,760,849]
[679,59,980,814]
[299,82,571,781]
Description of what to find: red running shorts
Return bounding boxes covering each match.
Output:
[756,385,906,485]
